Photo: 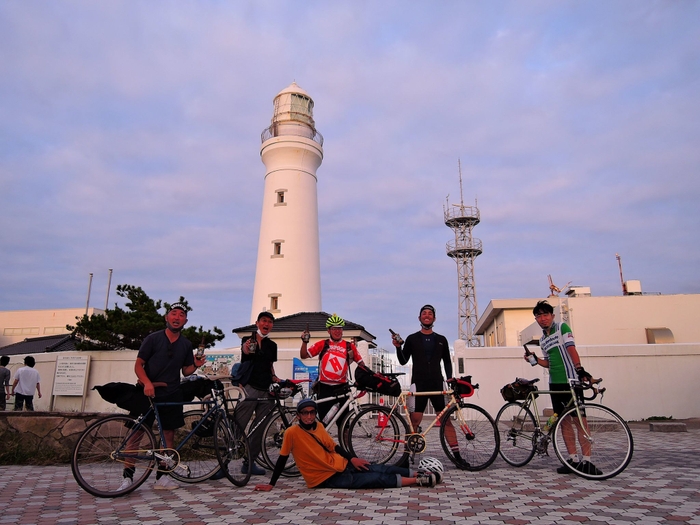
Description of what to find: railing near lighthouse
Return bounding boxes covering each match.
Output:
[261,124,324,146]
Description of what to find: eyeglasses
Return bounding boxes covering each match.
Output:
[534,313,552,318]
[299,409,317,416]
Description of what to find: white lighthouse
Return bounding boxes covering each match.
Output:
[250,82,324,323]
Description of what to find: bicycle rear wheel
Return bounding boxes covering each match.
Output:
[170,410,220,483]
[346,405,409,466]
[495,402,537,467]
[440,404,499,471]
[214,414,251,487]
[261,407,301,477]
[552,403,633,481]
[71,415,156,498]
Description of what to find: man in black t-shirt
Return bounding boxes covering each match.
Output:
[393,305,467,467]
[235,311,280,475]
[121,302,206,491]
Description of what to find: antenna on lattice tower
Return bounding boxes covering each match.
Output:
[444,159,483,347]
[548,274,571,297]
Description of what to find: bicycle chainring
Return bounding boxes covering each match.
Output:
[406,434,426,453]
[534,433,550,455]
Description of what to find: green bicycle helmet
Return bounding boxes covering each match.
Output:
[326,314,345,328]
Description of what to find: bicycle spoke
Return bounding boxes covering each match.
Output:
[71,416,156,498]
[261,408,301,477]
[495,402,537,467]
[441,404,499,471]
[215,415,251,487]
[347,406,408,466]
[553,403,633,480]
[170,410,220,483]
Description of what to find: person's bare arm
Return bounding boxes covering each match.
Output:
[135,357,155,397]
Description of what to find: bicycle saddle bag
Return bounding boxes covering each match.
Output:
[354,363,401,397]
[501,378,539,402]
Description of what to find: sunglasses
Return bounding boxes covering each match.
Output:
[299,409,317,416]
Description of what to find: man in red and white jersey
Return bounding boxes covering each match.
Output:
[300,314,364,426]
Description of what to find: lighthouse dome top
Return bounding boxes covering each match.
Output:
[261,82,323,146]
[276,81,311,99]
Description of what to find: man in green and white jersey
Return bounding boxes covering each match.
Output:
[525,300,601,476]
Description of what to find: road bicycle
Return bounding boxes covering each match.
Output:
[345,376,500,471]
[495,377,634,480]
[71,379,250,497]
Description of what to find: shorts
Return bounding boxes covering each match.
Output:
[414,393,446,414]
[549,383,585,417]
[130,389,184,431]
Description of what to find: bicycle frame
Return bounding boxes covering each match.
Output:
[385,389,468,442]
[523,379,592,441]
[240,395,294,438]
[117,389,229,474]
[313,385,367,428]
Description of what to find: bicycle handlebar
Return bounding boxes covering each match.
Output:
[573,377,605,400]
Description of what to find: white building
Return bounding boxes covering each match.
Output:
[452,287,700,421]
[0,308,103,349]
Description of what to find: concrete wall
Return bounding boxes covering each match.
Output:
[6,341,699,421]
[4,351,138,413]
[455,342,700,421]
[479,294,700,348]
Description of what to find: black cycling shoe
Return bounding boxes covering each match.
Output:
[577,460,603,476]
[556,459,578,474]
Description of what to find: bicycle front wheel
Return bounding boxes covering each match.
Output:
[261,407,301,477]
[552,403,633,481]
[441,404,500,471]
[214,414,251,487]
[71,415,156,498]
[495,402,537,467]
[346,405,409,466]
[170,410,220,483]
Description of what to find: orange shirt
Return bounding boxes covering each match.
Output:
[280,423,347,488]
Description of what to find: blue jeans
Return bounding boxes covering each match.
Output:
[318,463,410,489]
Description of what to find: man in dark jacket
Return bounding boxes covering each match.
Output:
[235,311,280,475]
[393,304,466,467]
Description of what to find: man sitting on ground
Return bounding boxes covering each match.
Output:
[254,399,442,491]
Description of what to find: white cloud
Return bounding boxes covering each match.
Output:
[1,1,699,347]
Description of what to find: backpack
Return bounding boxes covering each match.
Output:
[354,363,401,397]
[230,361,253,387]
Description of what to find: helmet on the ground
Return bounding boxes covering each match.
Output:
[296,398,317,413]
[418,457,444,475]
[326,314,345,328]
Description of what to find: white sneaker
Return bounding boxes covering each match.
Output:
[418,469,443,484]
[154,475,179,490]
[416,472,436,487]
[118,477,133,491]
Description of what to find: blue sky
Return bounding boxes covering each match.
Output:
[1,1,699,349]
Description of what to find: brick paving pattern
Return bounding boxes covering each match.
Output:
[0,427,698,524]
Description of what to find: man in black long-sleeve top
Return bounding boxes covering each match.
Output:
[393,304,467,467]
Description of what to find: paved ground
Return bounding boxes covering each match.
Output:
[0,426,698,524]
